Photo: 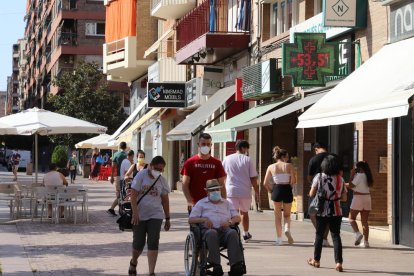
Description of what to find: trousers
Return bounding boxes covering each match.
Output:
[203,228,243,266]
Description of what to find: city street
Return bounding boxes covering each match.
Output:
[0,170,414,276]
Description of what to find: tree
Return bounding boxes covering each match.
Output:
[48,62,127,147]
[51,145,68,168]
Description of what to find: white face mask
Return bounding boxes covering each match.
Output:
[151,169,162,178]
[200,146,210,155]
[209,191,222,201]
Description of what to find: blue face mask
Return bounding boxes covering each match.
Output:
[209,191,221,201]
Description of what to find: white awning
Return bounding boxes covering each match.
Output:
[109,98,148,141]
[235,92,327,131]
[166,85,235,141]
[297,37,414,128]
[144,28,174,58]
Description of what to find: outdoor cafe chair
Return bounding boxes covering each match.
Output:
[31,186,58,223]
[56,186,85,224]
[0,182,16,218]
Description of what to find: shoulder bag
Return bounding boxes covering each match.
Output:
[116,174,161,231]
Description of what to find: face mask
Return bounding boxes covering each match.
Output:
[209,191,221,201]
[138,158,145,165]
[200,146,210,155]
[151,169,161,178]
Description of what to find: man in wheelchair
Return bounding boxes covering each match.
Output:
[189,179,246,276]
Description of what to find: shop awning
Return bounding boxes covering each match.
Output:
[297,37,414,128]
[234,92,327,131]
[144,27,174,58]
[110,98,148,141]
[205,96,294,143]
[166,85,235,141]
[115,108,161,143]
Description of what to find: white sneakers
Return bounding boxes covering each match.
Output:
[275,237,283,246]
[360,241,370,248]
[285,230,294,245]
[354,232,363,246]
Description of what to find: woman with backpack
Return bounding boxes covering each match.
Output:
[308,154,347,272]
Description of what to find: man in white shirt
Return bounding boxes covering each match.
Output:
[222,140,258,242]
[120,150,134,181]
[189,179,245,276]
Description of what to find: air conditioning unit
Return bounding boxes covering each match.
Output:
[184,77,202,109]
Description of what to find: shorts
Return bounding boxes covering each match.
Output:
[271,184,293,203]
[227,197,252,213]
[132,218,163,250]
[350,194,372,211]
[114,176,121,192]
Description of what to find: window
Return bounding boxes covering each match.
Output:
[314,0,323,15]
[85,22,105,36]
[267,0,297,38]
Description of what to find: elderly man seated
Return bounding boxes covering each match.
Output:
[189,179,245,276]
[43,163,68,218]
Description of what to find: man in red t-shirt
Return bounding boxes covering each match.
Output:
[181,133,227,211]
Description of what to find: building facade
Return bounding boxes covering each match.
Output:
[0,91,7,117]
[22,0,129,109]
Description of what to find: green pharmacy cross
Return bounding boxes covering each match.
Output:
[283,33,339,87]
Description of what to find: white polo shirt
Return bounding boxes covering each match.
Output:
[189,197,239,229]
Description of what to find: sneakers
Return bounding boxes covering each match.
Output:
[322,239,330,247]
[354,232,363,246]
[360,241,370,248]
[275,237,283,246]
[285,230,294,244]
[106,209,117,216]
[243,233,252,242]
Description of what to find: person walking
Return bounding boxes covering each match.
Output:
[222,140,258,242]
[264,146,296,245]
[125,149,148,181]
[181,133,226,210]
[67,151,78,184]
[308,154,347,272]
[307,142,330,246]
[108,141,127,216]
[346,161,374,248]
[129,156,171,276]
[11,149,21,181]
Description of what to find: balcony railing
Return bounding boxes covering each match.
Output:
[176,0,250,51]
[58,32,77,46]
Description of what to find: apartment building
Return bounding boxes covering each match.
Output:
[0,91,7,117]
[6,43,21,115]
[23,0,129,110]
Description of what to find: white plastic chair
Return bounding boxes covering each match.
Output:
[56,186,84,224]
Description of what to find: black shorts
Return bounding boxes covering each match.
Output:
[271,184,293,203]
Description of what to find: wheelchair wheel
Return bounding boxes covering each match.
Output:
[184,231,198,276]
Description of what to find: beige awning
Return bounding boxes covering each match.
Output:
[116,108,161,143]
[144,28,174,58]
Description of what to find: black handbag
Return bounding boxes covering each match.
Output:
[308,174,326,215]
[116,174,161,231]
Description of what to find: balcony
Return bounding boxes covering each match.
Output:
[148,57,186,82]
[103,36,154,83]
[175,0,250,64]
[57,0,77,11]
[58,32,77,46]
[151,0,196,20]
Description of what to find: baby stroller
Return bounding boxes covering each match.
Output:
[119,178,132,217]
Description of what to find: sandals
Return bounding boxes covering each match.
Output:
[336,263,343,272]
[128,259,137,276]
[307,258,320,268]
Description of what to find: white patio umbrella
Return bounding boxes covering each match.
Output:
[0,122,18,135]
[75,134,118,150]
[0,108,107,182]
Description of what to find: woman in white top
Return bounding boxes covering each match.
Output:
[346,161,374,248]
[264,146,296,245]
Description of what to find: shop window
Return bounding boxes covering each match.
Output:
[85,22,105,36]
[266,0,297,38]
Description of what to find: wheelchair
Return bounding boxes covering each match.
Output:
[184,224,247,276]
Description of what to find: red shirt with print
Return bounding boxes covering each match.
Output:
[181,155,226,204]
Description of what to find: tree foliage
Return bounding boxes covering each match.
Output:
[51,145,68,168]
[48,62,127,147]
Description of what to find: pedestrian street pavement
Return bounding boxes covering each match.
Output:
[0,170,413,275]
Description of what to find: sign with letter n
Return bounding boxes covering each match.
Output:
[282,33,339,87]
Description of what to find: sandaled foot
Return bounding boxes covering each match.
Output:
[307,258,320,268]
[128,259,137,276]
[336,263,343,272]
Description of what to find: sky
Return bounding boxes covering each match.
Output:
[0,1,26,91]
